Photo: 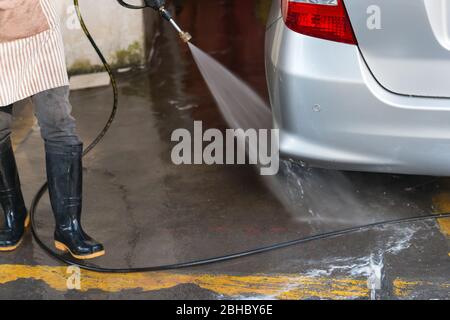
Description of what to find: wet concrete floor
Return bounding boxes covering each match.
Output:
[0,0,448,299]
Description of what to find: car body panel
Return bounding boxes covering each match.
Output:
[344,0,450,98]
[266,0,282,28]
[265,2,450,175]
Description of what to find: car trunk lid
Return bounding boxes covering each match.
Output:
[344,0,450,98]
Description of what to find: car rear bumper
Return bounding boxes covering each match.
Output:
[265,19,450,176]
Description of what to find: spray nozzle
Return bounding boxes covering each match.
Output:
[179,31,192,43]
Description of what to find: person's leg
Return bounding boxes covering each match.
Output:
[0,105,28,251]
[0,105,13,145]
[32,87,81,145]
[32,87,105,259]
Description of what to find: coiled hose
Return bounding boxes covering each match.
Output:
[28,0,450,273]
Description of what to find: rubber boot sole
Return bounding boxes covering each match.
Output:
[54,241,105,260]
[0,214,30,252]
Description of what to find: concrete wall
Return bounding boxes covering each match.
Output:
[53,0,146,74]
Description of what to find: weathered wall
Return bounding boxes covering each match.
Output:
[53,0,146,74]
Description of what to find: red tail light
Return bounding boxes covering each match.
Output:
[281,0,357,45]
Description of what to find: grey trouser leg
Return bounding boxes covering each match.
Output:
[0,86,81,146]
[31,86,82,145]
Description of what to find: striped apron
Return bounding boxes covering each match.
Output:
[0,0,68,107]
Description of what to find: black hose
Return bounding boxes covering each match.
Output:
[28,0,450,273]
[116,0,146,10]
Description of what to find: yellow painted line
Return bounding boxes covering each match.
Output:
[0,264,369,299]
[431,192,450,238]
[393,278,450,298]
[1,265,448,299]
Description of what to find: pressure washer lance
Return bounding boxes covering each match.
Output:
[117,0,192,43]
[157,5,192,42]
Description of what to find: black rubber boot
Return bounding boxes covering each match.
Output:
[0,138,28,251]
[45,142,105,260]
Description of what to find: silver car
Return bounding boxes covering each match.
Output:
[265,0,450,176]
